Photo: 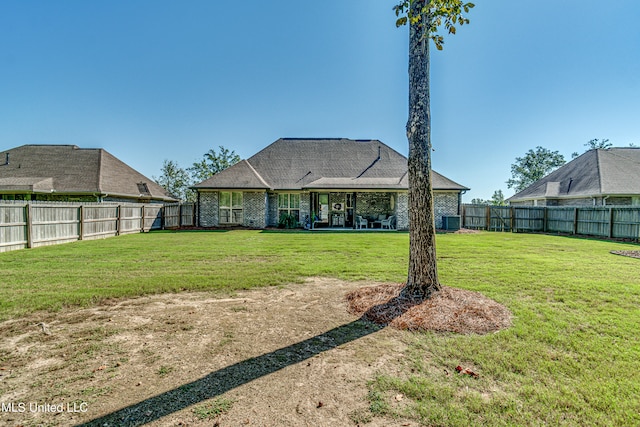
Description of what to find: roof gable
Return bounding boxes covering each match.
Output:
[194,160,270,189]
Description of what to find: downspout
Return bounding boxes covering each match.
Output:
[458,190,467,215]
[602,195,610,206]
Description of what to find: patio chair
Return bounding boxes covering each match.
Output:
[381,215,395,229]
[356,215,368,229]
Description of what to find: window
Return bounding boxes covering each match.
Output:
[137,182,150,195]
[278,193,300,222]
[219,192,243,224]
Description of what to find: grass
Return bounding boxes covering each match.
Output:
[0,230,409,320]
[370,233,640,426]
[157,365,174,377]
[1,229,639,425]
[192,397,234,419]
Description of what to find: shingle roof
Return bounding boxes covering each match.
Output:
[0,145,176,201]
[508,147,640,201]
[191,160,270,190]
[194,138,469,191]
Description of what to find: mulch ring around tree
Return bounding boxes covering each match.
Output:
[610,250,640,259]
[346,283,512,335]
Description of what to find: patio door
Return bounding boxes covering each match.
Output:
[345,193,354,228]
[311,193,330,226]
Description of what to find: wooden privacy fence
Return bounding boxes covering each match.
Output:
[462,205,640,241]
[163,203,196,229]
[0,202,196,253]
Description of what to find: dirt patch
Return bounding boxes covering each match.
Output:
[0,279,417,427]
[0,278,510,426]
[610,250,640,259]
[436,228,481,234]
[453,228,481,234]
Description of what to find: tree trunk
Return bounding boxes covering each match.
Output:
[402,0,441,299]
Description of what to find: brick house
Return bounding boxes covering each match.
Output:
[508,147,640,207]
[192,138,468,230]
[0,145,176,203]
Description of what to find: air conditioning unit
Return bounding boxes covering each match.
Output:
[442,215,461,231]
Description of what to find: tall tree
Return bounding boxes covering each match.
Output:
[491,189,506,206]
[573,138,612,158]
[395,0,474,299]
[188,146,241,183]
[506,146,565,193]
[584,138,612,150]
[153,160,193,202]
[469,197,490,205]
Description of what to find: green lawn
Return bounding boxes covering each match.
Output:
[1,230,639,426]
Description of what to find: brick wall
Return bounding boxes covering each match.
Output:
[243,192,267,228]
[198,191,218,227]
[433,191,460,229]
[557,197,599,207]
[396,192,409,230]
[397,192,459,229]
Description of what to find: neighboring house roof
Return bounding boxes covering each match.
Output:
[0,144,176,202]
[193,138,469,192]
[508,147,640,202]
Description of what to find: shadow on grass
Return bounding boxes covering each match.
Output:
[77,317,394,426]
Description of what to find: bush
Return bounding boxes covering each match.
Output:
[278,213,299,229]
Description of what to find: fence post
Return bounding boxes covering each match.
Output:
[461,204,466,228]
[543,207,548,232]
[78,205,84,240]
[116,205,122,236]
[573,208,579,234]
[25,203,33,249]
[486,206,491,231]
[608,207,614,238]
[141,205,145,232]
[510,206,515,232]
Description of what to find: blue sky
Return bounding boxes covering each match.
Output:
[1,1,639,201]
